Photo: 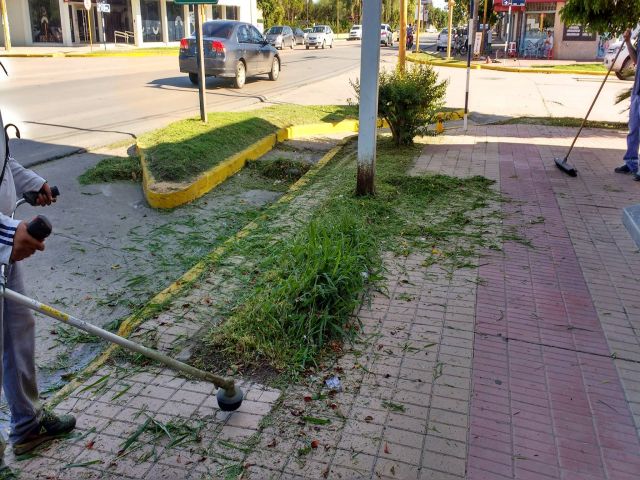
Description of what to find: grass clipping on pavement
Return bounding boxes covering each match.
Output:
[138,105,356,183]
[202,138,499,375]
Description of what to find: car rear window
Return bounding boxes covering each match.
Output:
[313,26,325,32]
[268,27,283,34]
[203,22,234,39]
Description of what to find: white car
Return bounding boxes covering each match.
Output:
[349,24,362,40]
[381,24,393,46]
[436,28,448,51]
[604,26,639,80]
[306,25,334,49]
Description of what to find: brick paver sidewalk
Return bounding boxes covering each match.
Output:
[8,124,640,479]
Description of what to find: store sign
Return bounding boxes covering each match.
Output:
[502,0,525,5]
[563,24,596,41]
[174,0,219,4]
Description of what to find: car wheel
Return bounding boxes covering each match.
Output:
[188,72,198,85]
[330,40,333,48]
[233,61,246,89]
[315,45,318,49]
[322,40,325,49]
[269,56,280,81]
[306,45,309,50]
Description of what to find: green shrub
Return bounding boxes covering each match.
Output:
[353,64,447,146]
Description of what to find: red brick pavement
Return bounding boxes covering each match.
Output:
[468,133,640,480]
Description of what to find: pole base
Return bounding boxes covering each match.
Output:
[217,386,244,411]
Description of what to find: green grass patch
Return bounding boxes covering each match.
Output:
[201,138,499,374]
[67,47,179,58]
[494,116,627,130]
[534,63,606,72]
[139,104,356,183]
[78,155,142,184]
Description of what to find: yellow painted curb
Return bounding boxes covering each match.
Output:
[49,135,353,409]
[0,53,64,58]
[407,54,607,76]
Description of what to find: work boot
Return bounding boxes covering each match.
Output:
[634,173,640,181]
[12,411,76,455]
[615,164,635,174]
[0,463,16,480]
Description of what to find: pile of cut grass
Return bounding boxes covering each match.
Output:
[247,157,311,181]
[139,104,357,183]
[78,155,142,185]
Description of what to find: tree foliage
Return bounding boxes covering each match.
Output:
[560,0,640,35]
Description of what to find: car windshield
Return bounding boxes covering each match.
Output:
[313,26,325,32]
[440,29,448,35]
[202,22,234,39]
[268,27,283,34]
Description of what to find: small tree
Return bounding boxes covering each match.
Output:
[353,64,447,146]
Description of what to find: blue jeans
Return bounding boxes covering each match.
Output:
[624,94,640,172]
[0,264,41,454]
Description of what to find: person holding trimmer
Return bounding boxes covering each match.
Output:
[0,110,74,475]
[616,28,640,181]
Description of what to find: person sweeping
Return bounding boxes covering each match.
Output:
[615,27,640,181]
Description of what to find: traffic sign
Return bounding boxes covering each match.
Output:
[84,0,91,10]
[97,3,110,12]
[174,0,219,4]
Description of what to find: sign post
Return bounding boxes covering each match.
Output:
[0,0,11,51]
[446,0,454,59]
[97,2,110,51]
[175,0,220,124]
[84,0,93,52]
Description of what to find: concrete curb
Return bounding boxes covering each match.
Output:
[48,134,353,410]
[407,54,608,76]
[140,114,463,210]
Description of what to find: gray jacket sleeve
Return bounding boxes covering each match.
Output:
[8,156,45,197]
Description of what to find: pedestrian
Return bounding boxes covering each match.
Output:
[543,29,553,58]
[616,27,640,180]
[0,106,75,474]
[487,27,492,54]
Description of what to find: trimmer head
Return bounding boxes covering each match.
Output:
[554,157,577,177]
[217,386,244,412]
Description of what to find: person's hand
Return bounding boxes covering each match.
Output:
[624,28,632,43]
[10,221,45,262]
[35,183,55,206]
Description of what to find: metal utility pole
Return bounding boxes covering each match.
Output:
[0,0,11,51]
[356,0,382,196]
[414,2,421,53]
[337,0,339,34]
[446,0,454,58]
[399,0,407,71]
[463,0,473,130]
[480,0,488,54]
[504,3,512,57]
[195,4,207,123]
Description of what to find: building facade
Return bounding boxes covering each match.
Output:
[495,0,605,60]
[0,0,262,48]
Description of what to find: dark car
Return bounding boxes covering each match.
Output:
[265,25,295,49]
[179,20,280,89]
[293,27,306,45]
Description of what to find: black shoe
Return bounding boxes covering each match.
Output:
[12,411,76,455]
[634,173,640,181]
[0,464,17,480]
[615,164,634,174]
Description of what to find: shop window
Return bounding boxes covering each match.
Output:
[142,0,162,42]
[522,9,555,57]
[29,0,63,43]
[225,6,239,21]
[167,1,185,41]
[212,6,223,20]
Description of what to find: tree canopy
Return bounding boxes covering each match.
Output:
[560,0,640,35]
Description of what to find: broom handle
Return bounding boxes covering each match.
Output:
[565,44,625,159]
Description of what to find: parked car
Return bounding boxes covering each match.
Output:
[381,24,393,46]
[293,27,306,45]
[436,28,448,51]
[265,25,295,49]
[604,26,640,80]
[306,25,334,49]
[349,24,362,40]
[179,20,280,89]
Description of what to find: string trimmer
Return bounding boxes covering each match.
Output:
[2,188,243,411]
